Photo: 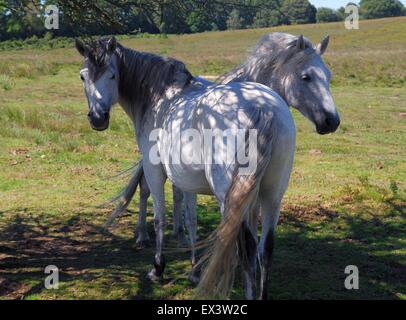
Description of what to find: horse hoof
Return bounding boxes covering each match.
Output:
[147,270,163,282]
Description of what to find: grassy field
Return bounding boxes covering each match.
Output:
[0,18,405,300]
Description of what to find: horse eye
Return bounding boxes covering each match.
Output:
[110,74,115,80]
[302,74,311,82]
[80,74,85,81]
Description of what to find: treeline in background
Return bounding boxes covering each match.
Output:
[1,0,406,46]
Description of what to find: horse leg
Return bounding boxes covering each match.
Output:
[135,175,151,248]
[238,219,257,300]
[183,192,199,284]
[172,185,188,246]
[257,127,295,300]
[249,203,260,243]
[258,199,279,300]
[143,166,167,282]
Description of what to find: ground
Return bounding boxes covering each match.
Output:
[0,18,405,299]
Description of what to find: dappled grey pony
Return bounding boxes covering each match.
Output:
[76,36,299,298]
[106,33,340,298]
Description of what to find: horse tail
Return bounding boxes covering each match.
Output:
[104,159,144,227]
[197,106,276,298]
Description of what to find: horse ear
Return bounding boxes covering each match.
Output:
[75,38,88,57]
[296,35,305,51]
[316,35,330,55]
[107,37,117,54]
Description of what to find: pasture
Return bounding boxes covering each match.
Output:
[0,18,405,299]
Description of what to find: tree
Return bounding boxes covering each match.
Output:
[252,0,283,28]
[335,3,358,21]
[160,5,189,34]
[281,0,317,24]
[253,9,283,27]
[0,0,334,40]
[336,6,346,21]
[316,7,340,23]
[226,9,244,30]
[186,9,212,33]
[360,0,406,19]
[0,0,44,40]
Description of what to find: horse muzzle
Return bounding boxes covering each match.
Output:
[316,114,340,135]
[87,109,110,131]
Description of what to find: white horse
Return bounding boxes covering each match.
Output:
[76,34,338,298]
[108,33,338,236]
[104,33,340,298]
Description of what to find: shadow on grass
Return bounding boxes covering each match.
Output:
[0,197,404,299]
[0,210,192,299]
[269,198,405,300]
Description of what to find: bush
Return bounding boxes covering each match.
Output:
[316,7,340,22]
[186,10,212,33]
[226,9,245,30]
[336,7,347,21]
[0,33,160,52]
[0,35,74,51]
[360,0,406,19]
[281,0,317,24]
[252,9,283,28]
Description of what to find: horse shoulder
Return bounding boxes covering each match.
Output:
[238,82,296,142]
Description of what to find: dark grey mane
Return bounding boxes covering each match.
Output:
[85,38,193,107]
[218,33,316,84]
[116,45,193,106]
[83,38,113,80]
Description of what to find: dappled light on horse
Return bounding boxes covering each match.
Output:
[76,36,296,299]
[219,32,340,135]
[99,32,341,299]
[79,32,342,299]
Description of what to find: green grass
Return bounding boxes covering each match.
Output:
[0,17,405,300]
[2,17,406,86]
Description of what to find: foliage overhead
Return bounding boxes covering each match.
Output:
[0,0,405,41]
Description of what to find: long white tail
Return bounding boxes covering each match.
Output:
[104,160,144,227]
[197,107,275,298]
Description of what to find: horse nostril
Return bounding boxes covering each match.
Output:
[323,116,340,133]
[325,116,339,128]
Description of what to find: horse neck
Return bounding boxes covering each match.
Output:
[116,46,190,139]
[115,49,151,137]
[222,59,286,100]
[117,48,152,105]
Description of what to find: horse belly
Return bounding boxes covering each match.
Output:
[165,164,212,194]
[159,106,212,194]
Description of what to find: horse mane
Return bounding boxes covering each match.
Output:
[116,45,193,106]
[85,37,193,107]
[218,32,316,84]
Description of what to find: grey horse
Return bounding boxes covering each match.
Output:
[76,34,339,298]
[105,32,340,298]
